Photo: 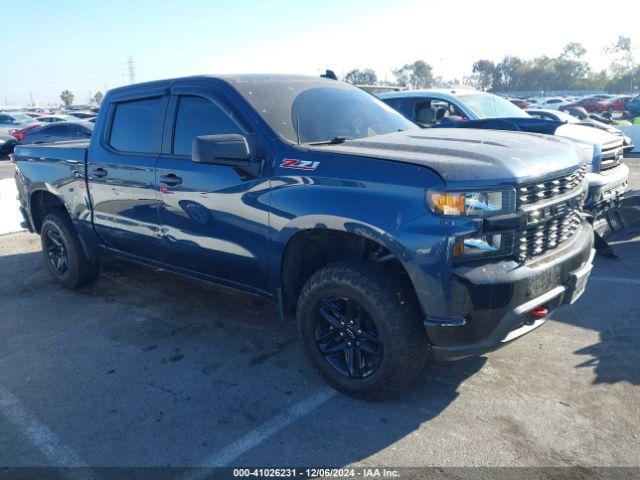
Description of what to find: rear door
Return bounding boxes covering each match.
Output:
[87,88,169,258]
[155,81,270,292]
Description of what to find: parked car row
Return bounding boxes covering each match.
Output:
[507,93,638,115]
[0,108,97,157]
[378,88,630,213]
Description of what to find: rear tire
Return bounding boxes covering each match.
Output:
[40,213,100,289]
[297,261,428,399]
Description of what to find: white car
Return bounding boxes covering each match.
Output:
[526,97,570,110]
[36,115,74,123]
[526,108,634,153]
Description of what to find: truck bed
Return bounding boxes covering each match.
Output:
[14,140,89,164]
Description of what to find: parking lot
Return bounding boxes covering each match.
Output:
[0,158,638,478]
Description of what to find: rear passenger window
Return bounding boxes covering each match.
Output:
[172,96,242,156]
[109,97,164,154]
[45,125,69,136]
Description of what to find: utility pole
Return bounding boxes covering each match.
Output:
[127,56,135,84]
[30,91,34,107]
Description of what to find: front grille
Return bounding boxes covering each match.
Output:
[517,208,583,261]
[514,166,588,262]
[516,185,587,262]
[516,165,586,207]
[600,140,624,171]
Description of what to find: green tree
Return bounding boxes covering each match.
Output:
[493,56,524,91]
[393,61,434,89]
[94,91,104,105]
[471,59,496,91]
[605,36,636,90]
[561,42,587,59]
[60,90,74,107]
[344,68,378,85]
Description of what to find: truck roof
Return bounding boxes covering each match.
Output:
[106,74,336,96]
[378,88,482,100]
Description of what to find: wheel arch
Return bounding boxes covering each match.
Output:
[277,218,418,320]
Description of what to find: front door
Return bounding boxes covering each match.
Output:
[155,84,270,292]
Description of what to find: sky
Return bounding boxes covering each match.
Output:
[1,0,639,105]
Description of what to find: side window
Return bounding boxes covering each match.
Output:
[172,96,242,156]
[0,115,11,123]
[413,99,465,126]
[413,100,435,124]
[68,125,91,137]
[109,97,165,154]
[45,125,70,136]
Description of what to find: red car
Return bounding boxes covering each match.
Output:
[509,99,530,109]
[601,95,632,112]
[560,97,609,113]
[9,123,42,141]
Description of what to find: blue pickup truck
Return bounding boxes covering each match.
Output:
[14,75,595,398]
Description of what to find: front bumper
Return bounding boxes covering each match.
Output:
[427,222,595,361]
[584,163,629,212]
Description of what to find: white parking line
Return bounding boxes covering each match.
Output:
[179,388,337,480]
[0,383,95,480]
[590,275,640,286]
[0,178,24,235]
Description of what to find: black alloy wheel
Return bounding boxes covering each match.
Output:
[44,228,69,274]
[314,296,383,379]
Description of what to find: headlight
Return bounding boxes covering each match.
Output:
[453,233,513,260]
[426,190,511,217]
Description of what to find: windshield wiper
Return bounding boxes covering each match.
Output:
[307,136,352,146]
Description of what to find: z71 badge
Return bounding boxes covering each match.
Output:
[279,158,320,171]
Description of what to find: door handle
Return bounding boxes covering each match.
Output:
[91,167,108,178]
[160,173,182,186]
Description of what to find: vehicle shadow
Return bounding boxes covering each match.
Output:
[553,228,640,387]
[0,244,486,470]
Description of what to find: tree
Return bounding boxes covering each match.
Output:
[392,60,434,89]
[561,42,586,59]
[343,68,378,85]
[60,90,74,107]
[471,59,496,91]
[493,56,524,91]
[94,91,104,105]
[605,36,636,90]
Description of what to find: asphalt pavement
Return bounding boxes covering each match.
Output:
[0,158,637,479]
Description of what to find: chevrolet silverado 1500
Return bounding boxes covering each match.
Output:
[14,75,595,398]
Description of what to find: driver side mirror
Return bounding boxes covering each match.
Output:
[192,133,261,178]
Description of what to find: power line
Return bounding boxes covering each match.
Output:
[128,56,135,84]
[0,74,127,86]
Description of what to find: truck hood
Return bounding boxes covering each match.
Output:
[311,128,582,187]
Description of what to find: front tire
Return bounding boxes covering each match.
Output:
[297,261,428,399]
[40,213,100,289]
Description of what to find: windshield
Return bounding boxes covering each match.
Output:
[551,110,580,123]
[9,113,36,124]
[459,93,529,119]
[227,76,417,144]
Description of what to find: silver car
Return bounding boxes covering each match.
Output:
[0,111,38,135]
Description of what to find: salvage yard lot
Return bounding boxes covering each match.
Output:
[0,160,638,475]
